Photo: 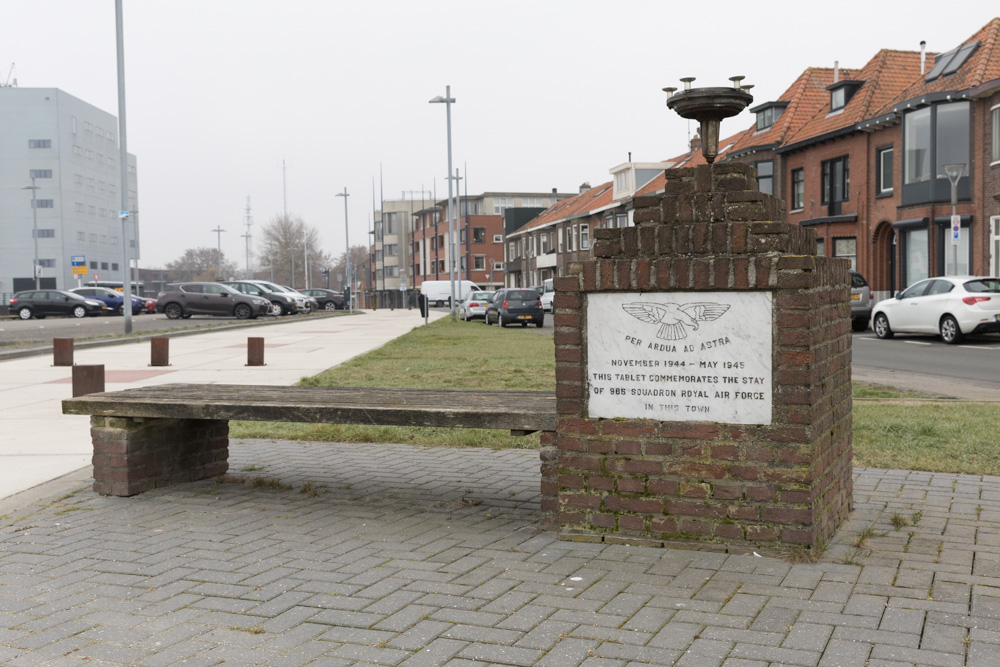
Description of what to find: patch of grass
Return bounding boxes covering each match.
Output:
[239,465,265,472]
[785,545,820,564]
[229,626,265,634]
[215,474,292,490]
[300,482,321,497]
[853,403,1000,475]
[890,513,911,530]
[851,382,940,399]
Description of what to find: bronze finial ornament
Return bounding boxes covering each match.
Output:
[664,76,753,164]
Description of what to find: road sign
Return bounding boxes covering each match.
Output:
[952,214,961,246]
[72,266,88,275]
[71,255,85,267]
[119,211,129,219]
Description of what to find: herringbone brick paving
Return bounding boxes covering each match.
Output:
[2,441,999,666]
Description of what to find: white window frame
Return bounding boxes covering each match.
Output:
[992,104,1000,165]
[493,234,503,243]
[580,225,590,250]
[568,225,576,252]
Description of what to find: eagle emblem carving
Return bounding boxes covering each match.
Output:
[622,302,731,341]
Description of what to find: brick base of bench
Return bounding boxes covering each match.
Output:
[91,416,229,496]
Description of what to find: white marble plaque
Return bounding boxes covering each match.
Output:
[587,292,772,425]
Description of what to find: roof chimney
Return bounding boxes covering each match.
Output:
[920,40,927,74]
[833,61,839,84]
[579,182,591,193]
[551,187,557,194]
[690,133,702,153]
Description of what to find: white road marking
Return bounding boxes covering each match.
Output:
[903,341,932,346]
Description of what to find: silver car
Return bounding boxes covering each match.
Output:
[850,272,872,331]
[459,291,493,321]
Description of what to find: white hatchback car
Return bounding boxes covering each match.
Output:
[871,276,1000,344]
[458,291,494,321]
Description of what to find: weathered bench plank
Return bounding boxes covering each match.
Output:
[63,384,558,432]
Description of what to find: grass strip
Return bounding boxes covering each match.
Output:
[232,317,1000,474]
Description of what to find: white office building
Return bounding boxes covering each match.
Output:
[0,87,138,296]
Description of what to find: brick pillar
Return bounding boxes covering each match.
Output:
[90,416,229,496]
[553,163,852,551]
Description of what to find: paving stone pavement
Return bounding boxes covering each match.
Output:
[2,441,1000,666]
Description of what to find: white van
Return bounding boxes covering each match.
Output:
[420,280,481,307]
[540,278,554,312]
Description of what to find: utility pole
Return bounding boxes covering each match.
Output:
[450,169,464,281]
[429,86,457,319]
[336,188,351,312]
[212,226,225,280]
[115,0,134,334]
[243,197,253,279]
[22,176,39,289]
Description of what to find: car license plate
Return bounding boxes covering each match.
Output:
[996,314,1000,323]
[518,315,531,320]
[851,294,860,300]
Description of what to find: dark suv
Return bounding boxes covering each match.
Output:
[156,282,272,320]
[484,288,544,328]
[850,271,873,331]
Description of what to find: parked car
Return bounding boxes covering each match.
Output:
[484,288,544,328]
[69,286,144,316]
[9,290,106,319]
[850,271,872,331]
[156,282,273,320]
[276,284,317,313]
[458,291,493,321]
[223,280,306,315]
[298,288,344,310]
[871,276,1000,344]
[539,278,554,313]
[141,297,158,314]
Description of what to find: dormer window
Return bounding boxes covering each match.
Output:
[750,101,789,131]
[925,41,979,82]
[827,80,863,112]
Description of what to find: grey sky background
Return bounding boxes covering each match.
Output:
[3,0,997,269]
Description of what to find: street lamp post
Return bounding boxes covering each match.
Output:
[336,188,351,312]
[430,86,457,320]
[212,226,225,280]
[942,163,966,277]
[115,0,133,334]
[22,176,39,289]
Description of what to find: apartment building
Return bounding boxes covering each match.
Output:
[0,87,139,295]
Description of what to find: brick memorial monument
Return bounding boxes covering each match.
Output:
[548,80,853,550]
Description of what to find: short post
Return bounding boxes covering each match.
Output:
[72,364,105,397]
[150,337,170,366]
[247,337,265,366]
[53,338,74,366]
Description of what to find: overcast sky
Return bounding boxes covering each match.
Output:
[3,1,997,268]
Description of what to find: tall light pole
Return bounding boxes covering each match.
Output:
[243,196,253,279]
[336,188,351,312]
[943,163,966,277]
[212,226,225,280]
[115,0,133,333]
[430,86,457,320]
[22,177,39,289]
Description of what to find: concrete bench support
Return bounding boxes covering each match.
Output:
[53,338,74,366]
[90,416,229,496]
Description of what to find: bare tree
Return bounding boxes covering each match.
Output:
[166,247,239,282]
[324,245,370,292]
[255,214,333,288]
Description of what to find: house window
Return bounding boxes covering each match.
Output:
[473,255,486,270]
[32,199,54,209]
[77,231,85,241]
[815,239,825,257]
[876,146,894,194]
[38,259,56,268]
[901,227,929,287]
[508,241,516,258]
[493,197,513,215]
[494,262,503,271]
[89,261,97,269]
[384,244,398,257]
[111,263,119,271]
[383,213,398,235]
[101,262,109,270]
[473,227,486,243]
[493,234,503,243]
[755,106,783,131]
[992,106,1000,163]
[752,161,773,195]
[616,213,628,228]
[821,156,849,212]
[831,87,846,111]
[34,229,55,238]
[540,234,548,254]
[833,238,857,271]
[29,169,52,179]
[28,139,51,149]
[385,266,398,278]
[568,225,576,252]
[580,225,590,250]
[374,250,383,262]
[791,168,804,210]
[902,101,970,205]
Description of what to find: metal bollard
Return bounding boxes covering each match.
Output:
[72,364,105,397]
[247,337,265,366]
[53,338,74,366]
[150,337,170,366]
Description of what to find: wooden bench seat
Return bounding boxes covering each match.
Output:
[63,384,558,498]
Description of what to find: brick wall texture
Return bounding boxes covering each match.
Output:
[91,416,229,496]
[553,163,853,551]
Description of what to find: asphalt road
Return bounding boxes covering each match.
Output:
[852,329,1000,400]
[0,310,342,352]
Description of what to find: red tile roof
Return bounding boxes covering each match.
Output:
[510,182,615,235]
